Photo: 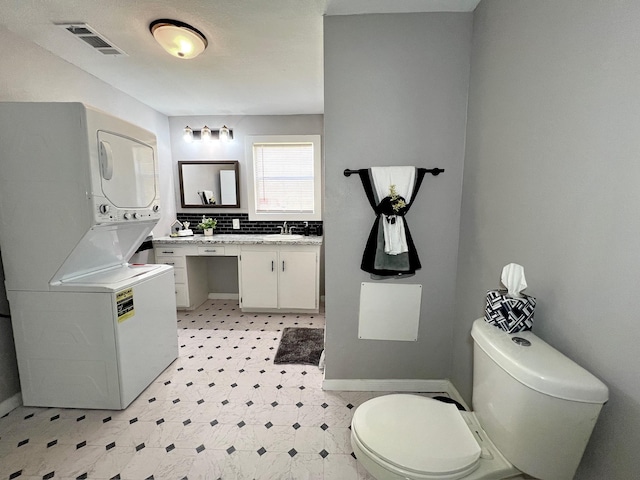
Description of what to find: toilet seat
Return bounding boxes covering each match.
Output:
[351,394,481,479]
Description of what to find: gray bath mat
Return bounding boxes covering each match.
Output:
[274,327,324,365]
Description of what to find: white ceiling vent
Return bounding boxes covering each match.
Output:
[56,23,127,56]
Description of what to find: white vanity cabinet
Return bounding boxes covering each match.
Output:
[153,235,322,313]
[239,245,320,312]
[154,245,208,309]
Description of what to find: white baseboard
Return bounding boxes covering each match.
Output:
[322,378,450,393]
[0,392,22,417]
[207,293,239,300]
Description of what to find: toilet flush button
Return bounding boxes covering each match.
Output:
[512,337,531,347]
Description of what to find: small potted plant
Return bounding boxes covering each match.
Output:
[198,215,217,236]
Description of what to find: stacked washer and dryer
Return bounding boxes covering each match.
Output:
[0,102,178,410]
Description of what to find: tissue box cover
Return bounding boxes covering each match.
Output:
[485,290,536,333]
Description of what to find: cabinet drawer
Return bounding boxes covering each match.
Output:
[173,267,186,284]
[197,246,225,256]
[156,256,186,269]
[175,284,188,308]
[155,247,184,257]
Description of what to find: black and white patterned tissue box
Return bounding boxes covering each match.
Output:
[485,289,536,333]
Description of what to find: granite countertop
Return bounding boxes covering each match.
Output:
[153,233,323,246]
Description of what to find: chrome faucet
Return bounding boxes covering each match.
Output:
[279,221,288,235]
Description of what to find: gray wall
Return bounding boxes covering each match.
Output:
[453,1,640,478]
[324,13,472,380]
[0,25,173,408]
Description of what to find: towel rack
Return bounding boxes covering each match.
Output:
[343,167,444,177]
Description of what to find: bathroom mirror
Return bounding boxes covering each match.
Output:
[178,161,240,208]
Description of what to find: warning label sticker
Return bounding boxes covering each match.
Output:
[116,288,135,323]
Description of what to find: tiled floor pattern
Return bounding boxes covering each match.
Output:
[0,300,445,480]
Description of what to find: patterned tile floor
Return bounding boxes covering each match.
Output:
[0,300,445,480]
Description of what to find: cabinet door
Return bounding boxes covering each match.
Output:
[278,251,317,309]
[240,250,278,309]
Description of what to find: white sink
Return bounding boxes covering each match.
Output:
[263,234,303,241]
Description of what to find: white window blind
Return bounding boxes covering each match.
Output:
[253,142,315,213]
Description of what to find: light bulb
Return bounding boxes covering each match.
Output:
[201,126,212,141]
[183,126,193,143]
[219,125,230,142]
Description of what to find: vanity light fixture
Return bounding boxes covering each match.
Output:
[219,125,231,142]
[200,125,212,141]
[150,19,208,59]
[182,126,234,143]
[183,126,194,143]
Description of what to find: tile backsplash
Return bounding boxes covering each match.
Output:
[176,213,323,236]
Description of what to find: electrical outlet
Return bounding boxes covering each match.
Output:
[232,218,240,230]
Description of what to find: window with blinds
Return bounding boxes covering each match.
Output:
[253,142,314,213]
[247,135,322,221]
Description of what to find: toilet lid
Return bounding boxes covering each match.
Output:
[352,394,481,476]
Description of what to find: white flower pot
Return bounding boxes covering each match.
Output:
[204,228,214,236]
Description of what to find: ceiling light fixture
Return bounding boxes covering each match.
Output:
[150,19,208,59]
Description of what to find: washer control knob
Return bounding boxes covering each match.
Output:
[123,212,132,220]
[153,205,160,213]
[133,213,141,219]
[99,204,110,214]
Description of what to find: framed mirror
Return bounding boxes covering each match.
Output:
[178,161,240,208]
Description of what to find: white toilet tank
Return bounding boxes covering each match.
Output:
[471,319,608,480]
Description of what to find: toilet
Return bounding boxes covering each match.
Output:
[351,319,609,480]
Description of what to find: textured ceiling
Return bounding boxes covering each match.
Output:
[0,0,480,116]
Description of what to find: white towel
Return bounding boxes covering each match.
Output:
[371,167,416,255]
